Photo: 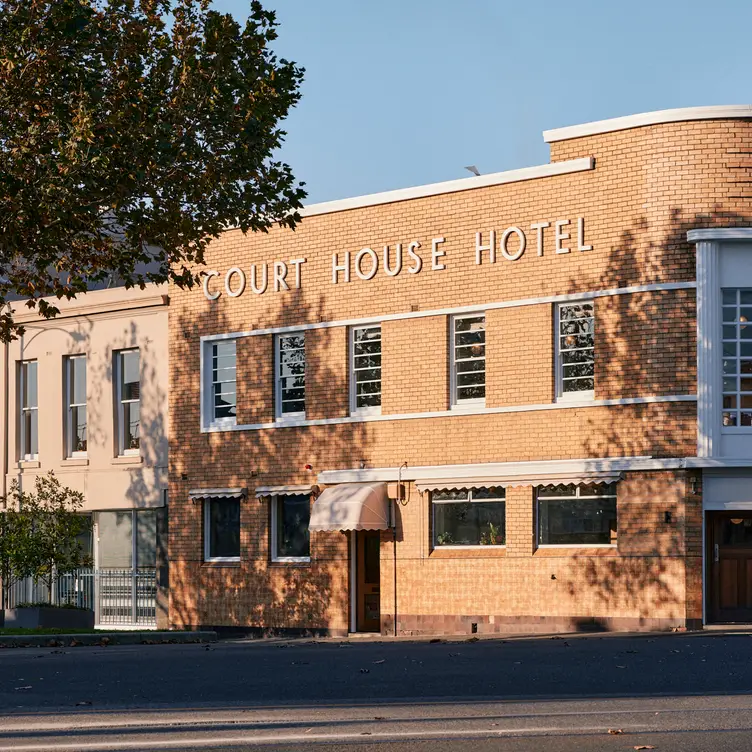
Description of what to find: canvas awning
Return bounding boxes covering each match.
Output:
[189,487,247,500]
[254,485,318,498]
[415,473,622,492]
[309,483,390,531]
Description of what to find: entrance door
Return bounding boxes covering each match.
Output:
[709,513,752,623]
[355,530,381,632]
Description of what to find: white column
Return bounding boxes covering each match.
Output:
[695,240,721,457]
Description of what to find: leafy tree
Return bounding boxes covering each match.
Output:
[0,0,305,341]
[0,499,35,610]
[0,473,92,606]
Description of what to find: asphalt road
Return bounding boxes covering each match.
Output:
[2,631,752,750]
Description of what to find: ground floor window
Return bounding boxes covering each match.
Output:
[204,498,241,562]
[271,494,311,562]
[536,483,617,546]
[97,509,157,568]
[432,487,506,547]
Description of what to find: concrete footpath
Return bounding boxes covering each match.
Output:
[0,630,216,647]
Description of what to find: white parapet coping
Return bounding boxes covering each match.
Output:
[298,157,594,217]
[543,105,752,143]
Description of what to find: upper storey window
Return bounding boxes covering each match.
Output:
[350,325,382,415]
[722,288,752,428]
[19,360,38,460]
[276,333,305,420]
[451,314,486,407]
[557,302,595,400]
[211,340,237,424]
[65,355,87,457]
[116,349,140,455]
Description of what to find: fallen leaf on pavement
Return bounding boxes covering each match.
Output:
[374,716,387,720]
[633,746,655,750]
[607,728,624,735]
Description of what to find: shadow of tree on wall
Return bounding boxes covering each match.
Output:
[168,289,369,635]
[559,205,752,629]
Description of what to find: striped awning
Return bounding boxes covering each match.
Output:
[416,473,622,493]
[254,485,318,498]
[309,483,390,531]
[188,487,247,500]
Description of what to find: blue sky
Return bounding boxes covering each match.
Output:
[214,0,751,205]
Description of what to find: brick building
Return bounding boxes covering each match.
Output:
[168,105,752,635]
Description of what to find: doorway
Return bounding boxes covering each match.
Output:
[708,512,752,623]
[352,530,381,632]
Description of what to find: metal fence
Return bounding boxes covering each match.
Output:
[5,569,157,627]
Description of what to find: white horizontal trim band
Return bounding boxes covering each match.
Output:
[687,228,752,242]
[200,281,697,344]
[297,158,594,217]
[319,456,752,484]
[203,394,696,433]
[543,105,752,143]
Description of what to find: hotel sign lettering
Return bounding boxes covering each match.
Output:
[202,216,592,300]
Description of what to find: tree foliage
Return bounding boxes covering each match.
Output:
[0,0,305,340]
[0,473,92,607]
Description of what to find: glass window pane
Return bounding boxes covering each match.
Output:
[275,495,310,558]
[123,402,140,450]
[208,498,240,558]
[136,510,157,568]
[23,362,38,408]
[537,498,617,545]
[434,500,505,546]
[98,511,134,568]
[72,405,87,452]
[278,333,305,416]
[454,316,485,403]
[71,357,87,405]
[120,351,140,401]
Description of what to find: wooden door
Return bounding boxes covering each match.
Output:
[709,513,752,623]
[356,530,381,632]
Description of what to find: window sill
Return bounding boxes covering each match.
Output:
[430,546,506,558]
[270,557,311,566]
[555,392,595,404]
[62,457,89,467]
[274,415,306,427]
[18,459,40,469]
[203,559,241,567]
[450,401,486,412]
[111,455,143,466]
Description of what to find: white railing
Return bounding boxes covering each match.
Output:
[5,568,157,628]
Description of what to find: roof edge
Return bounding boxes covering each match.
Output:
[543,105,752,143]
[297,157,594,218]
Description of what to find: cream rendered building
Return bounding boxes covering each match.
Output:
[0,284,169,628]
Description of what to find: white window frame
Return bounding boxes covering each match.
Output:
[203,498,241,563]
[270,494,311,563]
[205,339,237,429]
[721,287,752,432]
[275,332,306,422]
[450,313,486,409]
[536,484,617,548]
[64,354,87,458]
[431,488,506,549]
[19,360,38,461]
[555,302,595,402]
[115,349,141,457]
[350,324,382,416]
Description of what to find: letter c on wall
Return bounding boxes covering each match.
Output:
[203,270,221,300]
[225,267,246,298]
